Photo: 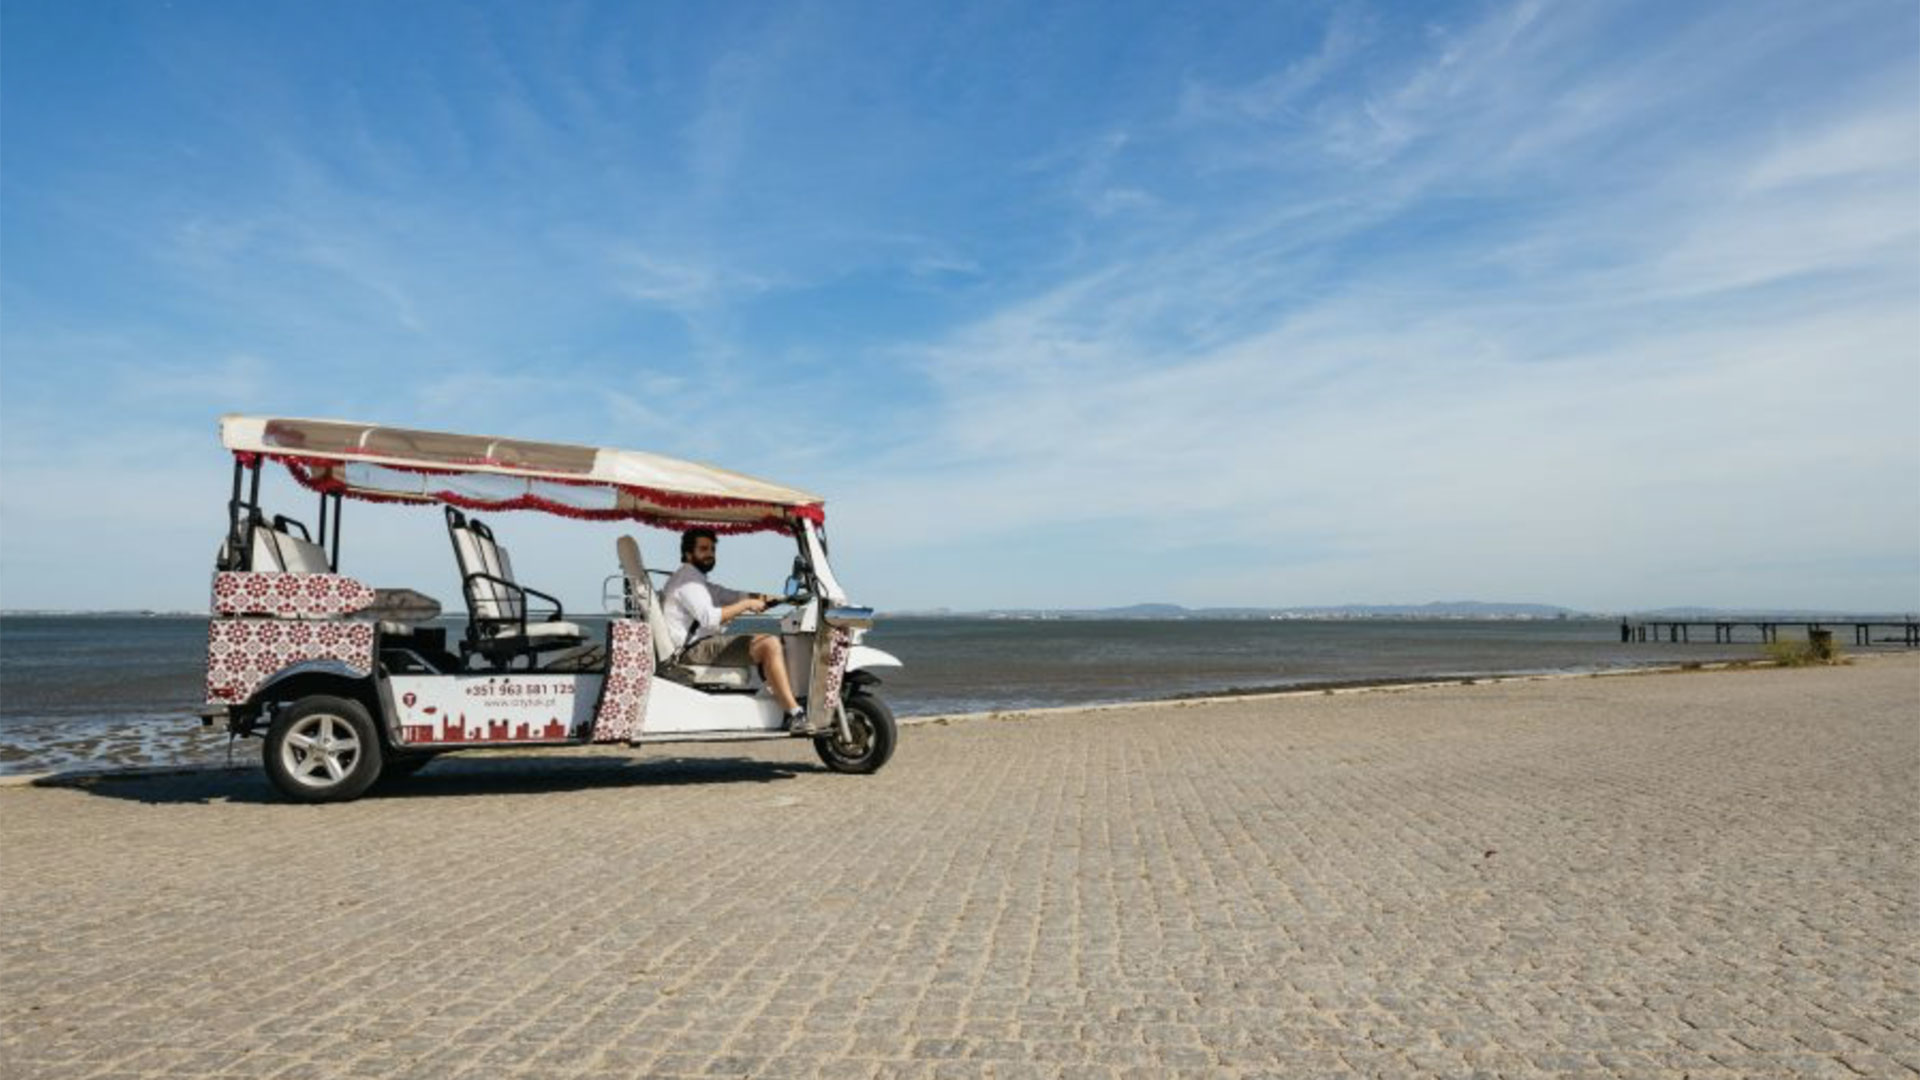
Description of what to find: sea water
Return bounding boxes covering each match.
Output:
[0,614,1778,775]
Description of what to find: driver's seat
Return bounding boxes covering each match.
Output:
[615,535,677,666]
[615,536,757,690]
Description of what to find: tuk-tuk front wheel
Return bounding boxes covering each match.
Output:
[814,692,896,774]
[264,695,384,803]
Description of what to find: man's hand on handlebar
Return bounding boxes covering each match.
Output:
[749,591,809,612]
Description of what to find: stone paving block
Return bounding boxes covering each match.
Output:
[811,1061,880,1080]
[978,1064,1057,1080]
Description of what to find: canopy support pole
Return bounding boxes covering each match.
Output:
[222,458,247,571]
[240,459,263,571]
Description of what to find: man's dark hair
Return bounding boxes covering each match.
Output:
[681,528,718,560]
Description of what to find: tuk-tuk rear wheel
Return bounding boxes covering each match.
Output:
[814,692,896,774]
[263,695,385,803]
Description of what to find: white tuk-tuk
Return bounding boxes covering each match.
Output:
[197,415,901,802]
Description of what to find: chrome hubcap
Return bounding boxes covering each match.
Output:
[281,714,360,787]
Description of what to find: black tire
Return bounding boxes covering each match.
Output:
[813,692,896,774]
[263,695,385,803]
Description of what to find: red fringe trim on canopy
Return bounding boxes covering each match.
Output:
[245,452,823,536]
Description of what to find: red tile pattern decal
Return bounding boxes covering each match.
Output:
[211,572,376,619]
[592,619,654,742]
[823,628,852,703]
[205,618,375,705]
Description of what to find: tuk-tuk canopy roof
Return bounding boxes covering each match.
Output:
[221,415,825,534]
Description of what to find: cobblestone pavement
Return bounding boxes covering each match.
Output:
[3,656,1916,1079]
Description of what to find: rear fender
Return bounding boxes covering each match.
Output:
[244,663,383,737]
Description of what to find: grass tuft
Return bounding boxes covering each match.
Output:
[1762,638,1847,667]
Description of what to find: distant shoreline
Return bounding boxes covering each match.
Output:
[899,653,1914,727]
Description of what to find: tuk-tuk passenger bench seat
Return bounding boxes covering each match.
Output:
[219,520,446,629]
[446,508,588,668]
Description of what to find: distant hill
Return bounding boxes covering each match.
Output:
[1256,601,1578,619]
[1100,603,1192,618]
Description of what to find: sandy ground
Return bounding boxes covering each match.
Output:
[1,655,1915,1078]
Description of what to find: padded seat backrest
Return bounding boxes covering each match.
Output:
[616,535,677,664]
[450,517,517,622]
[248,528,284,572]
[249,526,331,573]
[614,536,647,614]
[276,532,332,573]
[474,524,523,621]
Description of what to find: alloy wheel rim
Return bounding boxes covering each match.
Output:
[281,713,360,787]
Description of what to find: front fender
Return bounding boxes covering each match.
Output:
[846,644,902,672]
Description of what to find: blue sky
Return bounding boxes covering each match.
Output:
[2,0,1916,614]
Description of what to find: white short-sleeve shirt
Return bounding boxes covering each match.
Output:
[662,564,746,649]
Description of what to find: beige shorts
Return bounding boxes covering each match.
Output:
[682,634,758,666]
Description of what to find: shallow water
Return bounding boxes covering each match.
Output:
[0,614,1787,775]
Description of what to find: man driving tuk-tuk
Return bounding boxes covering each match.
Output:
[662,528,809,731]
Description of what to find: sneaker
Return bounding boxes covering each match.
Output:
[783,707,810,733]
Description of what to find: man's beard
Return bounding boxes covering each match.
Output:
[694,555,717,573]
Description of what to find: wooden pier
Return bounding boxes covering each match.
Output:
[1621,618,1920,647]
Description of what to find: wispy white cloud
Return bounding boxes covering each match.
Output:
[1745,102,1920,192]
[813,0,1920,610]
[1178,4,1375,125]
[611,249,772,318]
